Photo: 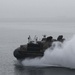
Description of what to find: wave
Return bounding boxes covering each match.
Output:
[21,35,75,69]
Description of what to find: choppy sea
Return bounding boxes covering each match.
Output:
[0,22,75,75]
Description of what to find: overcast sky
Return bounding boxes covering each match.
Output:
[0,0,75,22]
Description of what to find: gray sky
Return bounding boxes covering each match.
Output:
[0,0,75,22]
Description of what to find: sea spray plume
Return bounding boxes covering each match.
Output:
[22,35,75,69]
[61,35,75,68]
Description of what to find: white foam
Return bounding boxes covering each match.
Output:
[22,35,75,69]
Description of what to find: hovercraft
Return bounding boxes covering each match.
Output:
[13,35,65,60]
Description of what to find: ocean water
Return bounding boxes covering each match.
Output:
[0,22,75,75]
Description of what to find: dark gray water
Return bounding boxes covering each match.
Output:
[0,23,75,75]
